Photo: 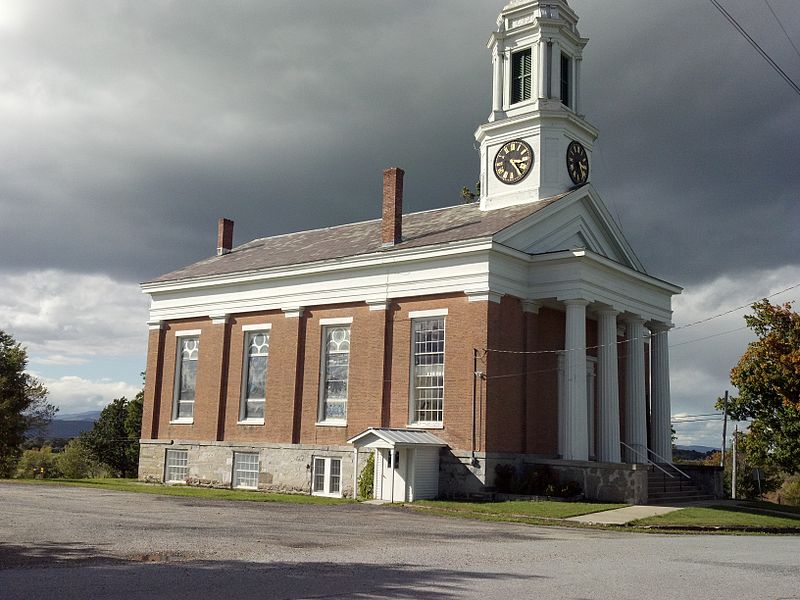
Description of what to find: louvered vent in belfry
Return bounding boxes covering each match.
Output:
[511,49,532,103]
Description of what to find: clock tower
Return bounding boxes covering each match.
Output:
[476,0,598,211]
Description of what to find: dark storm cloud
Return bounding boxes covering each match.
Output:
[0,0,797,287]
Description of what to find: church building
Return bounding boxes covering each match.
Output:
[138,0,683,503]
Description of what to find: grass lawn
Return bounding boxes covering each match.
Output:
[633,505,800,529]
[414,499,627,520]
[737,499,800,516]
[3,478,353,505]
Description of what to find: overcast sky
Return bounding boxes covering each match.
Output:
[1,1,798,447]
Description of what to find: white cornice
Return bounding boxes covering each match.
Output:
[143,211,680,325]
[142,238,495,295]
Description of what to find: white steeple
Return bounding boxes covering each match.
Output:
[476,0,598,211]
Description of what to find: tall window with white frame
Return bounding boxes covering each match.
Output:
[411,317,445,425]
[312,456,342,497]
[511,48,532,104]
[173,335,199,420]
[560,52,572,107]
[240,330,269,422]
[319,325,350,423]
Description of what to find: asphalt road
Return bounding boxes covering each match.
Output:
[1,483,798,600]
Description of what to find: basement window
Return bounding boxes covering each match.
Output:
[165,449,188,483]
[312,457,342,497]
[233,452,260,489]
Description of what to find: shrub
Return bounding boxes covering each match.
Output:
[357,451,375,500]
[493,464,515,493]
[56,439,109,479]
[777,475,800,506]
[493,463,580,498]
[14,446,61,479]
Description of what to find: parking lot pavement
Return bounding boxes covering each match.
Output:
[2,483,799,600]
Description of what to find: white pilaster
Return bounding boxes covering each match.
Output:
[491,47,504,117]
[649,322,673,463]
[561,299,589,461]
[596,309,621,463]
[550,40,561,98]
[624,317,648,463]
[537,40,548,99]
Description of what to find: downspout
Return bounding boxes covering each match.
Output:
[472,348,478,465]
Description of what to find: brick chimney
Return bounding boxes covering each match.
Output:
[381,167,404,246]
[217,218,234,256]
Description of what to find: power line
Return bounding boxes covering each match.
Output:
[673,282,799,331]
[709,0,800,96]
[765,0,800,61]
[669,326,748,348]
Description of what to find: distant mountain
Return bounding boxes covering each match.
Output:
[676,445,719,453]
[27,410,101,441]
[54,410,103,421]
[38,419,96,440]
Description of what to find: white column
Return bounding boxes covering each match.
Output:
[550,40,561,99]
[537,40,548,99]
[596,309,621,463]
[649,322,673,463]
[491,47,503,115]
[624,317,648,463]
[561,299,589,461]
[574,58,582,113]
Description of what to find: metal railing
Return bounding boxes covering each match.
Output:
[647,447,691,480]
[620,442,695,497]
[619,442,673,477]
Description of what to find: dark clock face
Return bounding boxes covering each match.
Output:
[494,139,533,185]
[566,141,589,185]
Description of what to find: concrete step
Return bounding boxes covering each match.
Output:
[648,495,715,505]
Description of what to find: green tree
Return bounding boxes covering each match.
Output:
[55,438,108,479]
[14,446,61,479]
[81,389,143,478]
[719,300,800,473]
[0,330,55,477]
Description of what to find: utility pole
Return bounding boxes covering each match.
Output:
[731,423,738,500]
[720,390,729,467]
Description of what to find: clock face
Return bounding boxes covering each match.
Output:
[566,141,589,185]
[494,139,533,185]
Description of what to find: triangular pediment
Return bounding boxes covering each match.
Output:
[494,185,645,272]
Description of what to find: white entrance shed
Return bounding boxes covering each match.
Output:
[348,428,447,502]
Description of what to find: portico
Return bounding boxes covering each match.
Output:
[516,247,680,466]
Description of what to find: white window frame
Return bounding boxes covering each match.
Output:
[409,313,446,427]
[171,330,201,423]
[311,456,342,497]
[164,449,188,483]
[239,324,271,425]
[317,318,352,425]
[232,451,260,489]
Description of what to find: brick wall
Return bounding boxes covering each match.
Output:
[142,292,489,453]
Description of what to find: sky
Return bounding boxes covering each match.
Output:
[0,0,798,447]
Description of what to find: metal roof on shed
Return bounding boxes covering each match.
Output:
[348,428,448,448]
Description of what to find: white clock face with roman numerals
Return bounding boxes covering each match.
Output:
[494,140,533,185]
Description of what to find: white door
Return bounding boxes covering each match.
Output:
[378,448,407,502]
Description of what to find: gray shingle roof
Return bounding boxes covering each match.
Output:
[146,196,564,284]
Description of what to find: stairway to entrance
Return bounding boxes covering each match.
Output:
[647,467,715,504]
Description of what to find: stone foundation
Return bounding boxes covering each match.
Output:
[140,441,649,503]
[139,439,371,497]
[437,449,647,503]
